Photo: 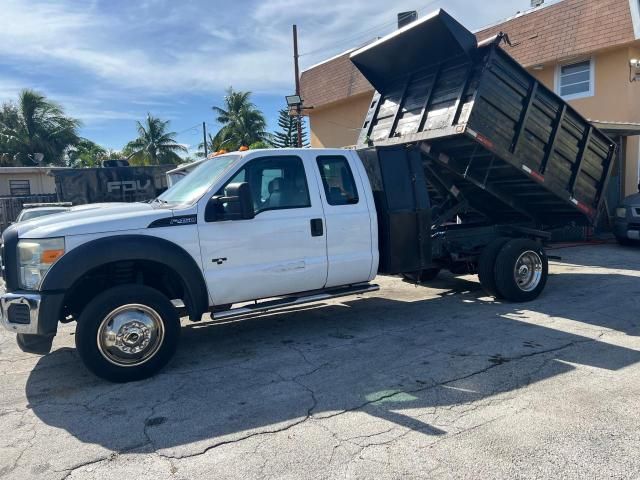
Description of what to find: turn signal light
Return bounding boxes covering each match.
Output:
[41,249,64,264]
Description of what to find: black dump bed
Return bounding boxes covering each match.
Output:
[351,9,616,227]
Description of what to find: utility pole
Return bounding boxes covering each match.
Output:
[293,24,303,148]
[202,121,208,157]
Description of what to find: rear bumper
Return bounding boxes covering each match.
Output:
[0,282,64,336]
[614,219,640,240]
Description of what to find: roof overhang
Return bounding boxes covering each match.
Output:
[0,167,69,173]
[350,9,477,92]
[590,120,640,137]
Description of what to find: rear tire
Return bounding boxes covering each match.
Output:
[75,285,180,382]
[494,239,548,302]
[402,268,440,283]
[478,237,510,297]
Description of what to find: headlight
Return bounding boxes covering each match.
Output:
[616,207,628,219]
[18,238,65,290]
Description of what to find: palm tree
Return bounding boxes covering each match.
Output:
[211,87,267,149]
[125,114,187,165]
[67,138,106,167]
[196,132,234,157]
[0,89,81,166]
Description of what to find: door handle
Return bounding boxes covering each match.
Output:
[310,218,323,237]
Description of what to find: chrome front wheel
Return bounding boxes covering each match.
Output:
[97,304,165,367]
[76,285,180,382]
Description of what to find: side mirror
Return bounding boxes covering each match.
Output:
[205,182,254,222]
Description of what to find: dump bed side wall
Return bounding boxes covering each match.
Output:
[356,45,615,226]
[468,47,616,220]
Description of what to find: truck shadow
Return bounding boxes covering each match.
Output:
[23,268,640,457]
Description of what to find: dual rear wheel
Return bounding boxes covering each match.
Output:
[478,238,548,302]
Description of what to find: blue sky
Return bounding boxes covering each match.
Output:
[0,0,533,156]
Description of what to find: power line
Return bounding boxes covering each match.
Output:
[298,0,440,59]
[175,123,202,135]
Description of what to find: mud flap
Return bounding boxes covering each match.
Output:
[17,334,54,355]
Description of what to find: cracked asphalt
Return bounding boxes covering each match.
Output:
[1,244,640,479]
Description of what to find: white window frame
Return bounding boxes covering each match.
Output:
[554,57,595,101]
[629,0,640,39]
[637,139,640,188]
[9,179,31,196]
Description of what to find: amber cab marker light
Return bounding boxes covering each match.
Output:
[238,146,249,151]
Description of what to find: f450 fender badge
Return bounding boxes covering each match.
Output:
[148,215,197,228]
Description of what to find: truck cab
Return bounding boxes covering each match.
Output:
[0,149,380,382]
[176,148,378,304]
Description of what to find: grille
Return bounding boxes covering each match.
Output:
[7,304,30,325]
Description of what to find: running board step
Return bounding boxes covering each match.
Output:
[212,283,380,321]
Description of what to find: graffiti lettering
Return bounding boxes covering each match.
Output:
[107,180,152,193]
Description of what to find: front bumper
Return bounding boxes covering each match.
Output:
[0,281,64,336]
[0,284,42,335]
[614,220,640,241]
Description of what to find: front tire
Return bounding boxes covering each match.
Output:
[75,285,180,382]
[494,239,548,302]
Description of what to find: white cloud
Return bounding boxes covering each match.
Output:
[0,0,533,142]
[0,0,532,96]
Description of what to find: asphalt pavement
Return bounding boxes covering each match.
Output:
[1,244,639,479]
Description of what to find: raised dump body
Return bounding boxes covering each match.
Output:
[351,9,616,227]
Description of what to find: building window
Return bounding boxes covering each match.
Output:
[556,58,594,100]
[9,180,30,196]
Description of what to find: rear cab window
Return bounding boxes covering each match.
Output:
[317,156,359,206]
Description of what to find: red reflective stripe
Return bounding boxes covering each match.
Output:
[575,202,593,216]
[475,134,494,149]
[530,171,545,182]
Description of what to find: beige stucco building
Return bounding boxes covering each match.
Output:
[0,167,65,197]
[300,0,640,201]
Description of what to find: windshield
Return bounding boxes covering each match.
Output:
[158,155,240,204]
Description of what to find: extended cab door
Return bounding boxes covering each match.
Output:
[198,152,328,305]
[312,152,376,287]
